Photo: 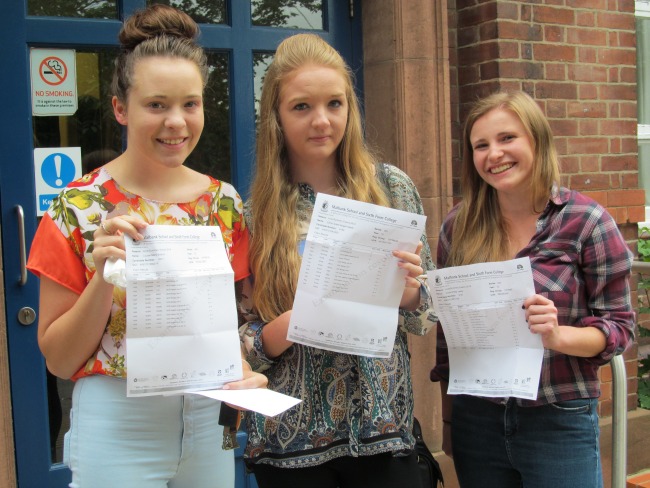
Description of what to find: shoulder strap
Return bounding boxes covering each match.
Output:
[413,417,445,487]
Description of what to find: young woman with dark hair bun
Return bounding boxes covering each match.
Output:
[27,5,266,487]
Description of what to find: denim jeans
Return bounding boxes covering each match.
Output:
[65,375,234,488]
[451,395,602,488]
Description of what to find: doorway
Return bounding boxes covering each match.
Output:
[0,1,361,486]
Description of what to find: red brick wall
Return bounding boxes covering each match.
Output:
[449,0,643,414]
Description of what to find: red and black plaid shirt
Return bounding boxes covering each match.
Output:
[430,187,635,406]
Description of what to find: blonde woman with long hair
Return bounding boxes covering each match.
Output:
[239,33,436,488]
[430,91,634,488]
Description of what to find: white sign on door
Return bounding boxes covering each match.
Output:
[30,48,78,116]
[34,147,82,216]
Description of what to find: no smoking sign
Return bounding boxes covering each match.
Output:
[39,56,68,86]
[30,48,77,116]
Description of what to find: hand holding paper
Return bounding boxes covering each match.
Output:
[124,225,301,415]
[288,194,426,357]
[124,225,242,397]
[428,257,543,400]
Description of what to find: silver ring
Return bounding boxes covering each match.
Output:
[100,221,112,235]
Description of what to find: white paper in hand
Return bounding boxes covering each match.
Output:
[189,388,302,417]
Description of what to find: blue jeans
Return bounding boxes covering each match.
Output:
[65,375,234,488]
[451,395,602,488]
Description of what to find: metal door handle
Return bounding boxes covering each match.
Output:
[15,205,27,286]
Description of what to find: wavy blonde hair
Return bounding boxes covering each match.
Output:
[447,91,560,266]
[250,33,389,321]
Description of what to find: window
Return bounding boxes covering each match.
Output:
[636,0,650,219]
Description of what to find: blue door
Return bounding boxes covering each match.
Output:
[0,1,361,486]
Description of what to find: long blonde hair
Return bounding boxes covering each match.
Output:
[250,33,389,321]
[447,91,560,266]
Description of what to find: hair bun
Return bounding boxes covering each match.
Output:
[119,4,199,52]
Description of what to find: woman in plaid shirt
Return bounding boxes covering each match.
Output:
[430,91,635,488]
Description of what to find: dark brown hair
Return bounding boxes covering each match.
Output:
[111,4,208,102]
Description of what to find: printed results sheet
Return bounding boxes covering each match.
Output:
[124,225,242,397]
[428,257,543,400]
[288,193,426,357]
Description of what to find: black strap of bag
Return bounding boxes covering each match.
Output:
[413,417,444,487]
[219,403,241,450]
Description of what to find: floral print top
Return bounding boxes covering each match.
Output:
[239,164,437,468]
[27,166,249,380]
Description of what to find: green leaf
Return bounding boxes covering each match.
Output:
[638,378,650,410]
[65,207,80,228]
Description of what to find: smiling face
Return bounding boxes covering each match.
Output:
[277,64,348,174]
[112,56,204,171]
[469,107,535,199]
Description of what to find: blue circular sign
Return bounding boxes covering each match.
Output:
[41,152,76,189]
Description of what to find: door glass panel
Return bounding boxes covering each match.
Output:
[148,0,227,24]
[253,52,274,119]
[187,51,231,182]
[27,0,117,19]
[49,376,73,464]
[637,17,650,205]
[252,0,324,30]
[637,17,650,124]
[32,50,231,180]
[32,50,122,174]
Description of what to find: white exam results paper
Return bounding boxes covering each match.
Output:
[124,225,301,416]
[125,225,242,397]
[427,257,543,400]
[288,193,426,357]
[192,388,302,418]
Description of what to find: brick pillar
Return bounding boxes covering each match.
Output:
[362,0,454,449]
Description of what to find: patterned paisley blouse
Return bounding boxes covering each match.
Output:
[239,164,437,468]
[27,166,249,380]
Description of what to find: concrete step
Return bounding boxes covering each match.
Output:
[628,469,650,487]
